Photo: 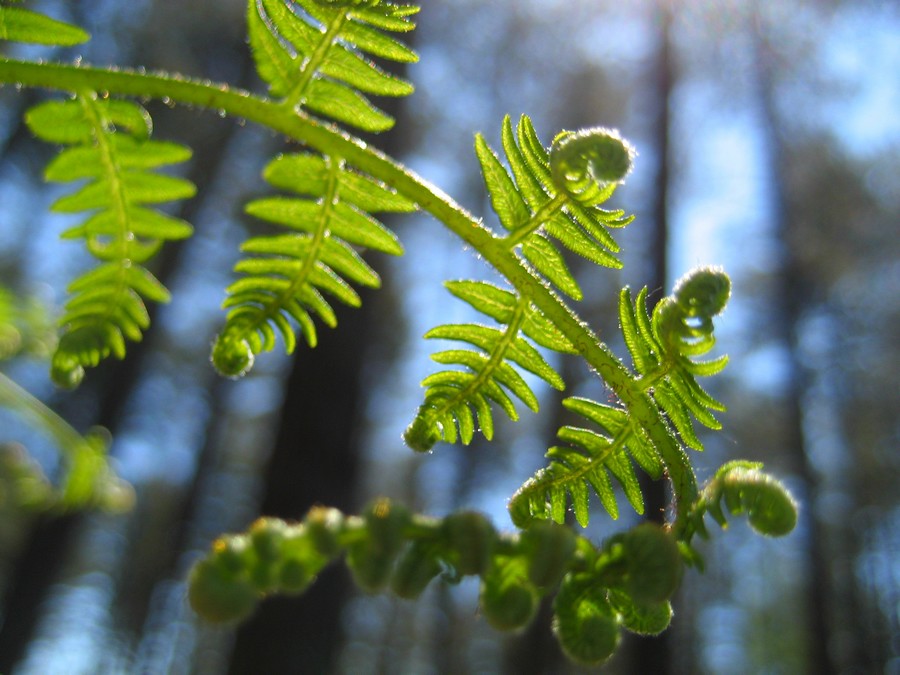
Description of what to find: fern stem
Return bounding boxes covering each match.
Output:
[0,58,699,520]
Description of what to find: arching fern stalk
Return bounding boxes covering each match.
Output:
[0,0,801,669]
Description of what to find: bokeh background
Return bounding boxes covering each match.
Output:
[0,0,898,673]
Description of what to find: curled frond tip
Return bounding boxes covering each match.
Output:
[550,127,636,199]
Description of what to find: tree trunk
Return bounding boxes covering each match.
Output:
[628,2,673,671]
[750,6,837,673]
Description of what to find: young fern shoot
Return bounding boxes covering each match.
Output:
[0,0,801,669]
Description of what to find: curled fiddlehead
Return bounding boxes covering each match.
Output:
[478,115,635,300]
[681,461,798,567]
[552,572,621,665]
[25,94,195,387]
[628,266,732,450]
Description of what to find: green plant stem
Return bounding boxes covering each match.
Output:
[0,370,87,453]
[0,58,698,521]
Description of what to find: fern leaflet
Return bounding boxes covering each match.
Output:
[247,0,418,132]
[476,115,635,300]
[620,266,731,450]
[508,397,663,527]
[25,93,195,387]
[509,267,731,528]
[404,280,575,452]
[212,152,413,376]
[404,117,640,451]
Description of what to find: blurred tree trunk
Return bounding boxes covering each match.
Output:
[227,296,372,674]
[227,39,415,670]
[750,7,836,673]
[627,2,673,671]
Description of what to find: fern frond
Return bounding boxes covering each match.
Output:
[509,267,731,529]
[508,397,664,528]
[25,93,195,387]
[247,0,418,132]
[0,4,90,46]
[476,115,636,300]
[621,266,731,450]
[212,152,413,376]
[404,280,574,452]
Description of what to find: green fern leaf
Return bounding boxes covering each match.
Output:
[212,152,413,377]
[0,4,90,46]
[475,115,636,301]
[25,94,195,387]
[509,397,664,528]
[246,0,418,132]
[404,281,570,452]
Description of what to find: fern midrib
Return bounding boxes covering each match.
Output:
[526,428,633,501]
[503,192,566,248]
[76,91,135,327]
[634,361,673,391]
[230,156,341,340]
[423,295,528,432]
[0,58,700,522]
[282,11,347,111]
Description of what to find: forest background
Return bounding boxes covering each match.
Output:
[0,0,897,673]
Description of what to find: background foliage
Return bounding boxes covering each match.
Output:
[0,0,897,673]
